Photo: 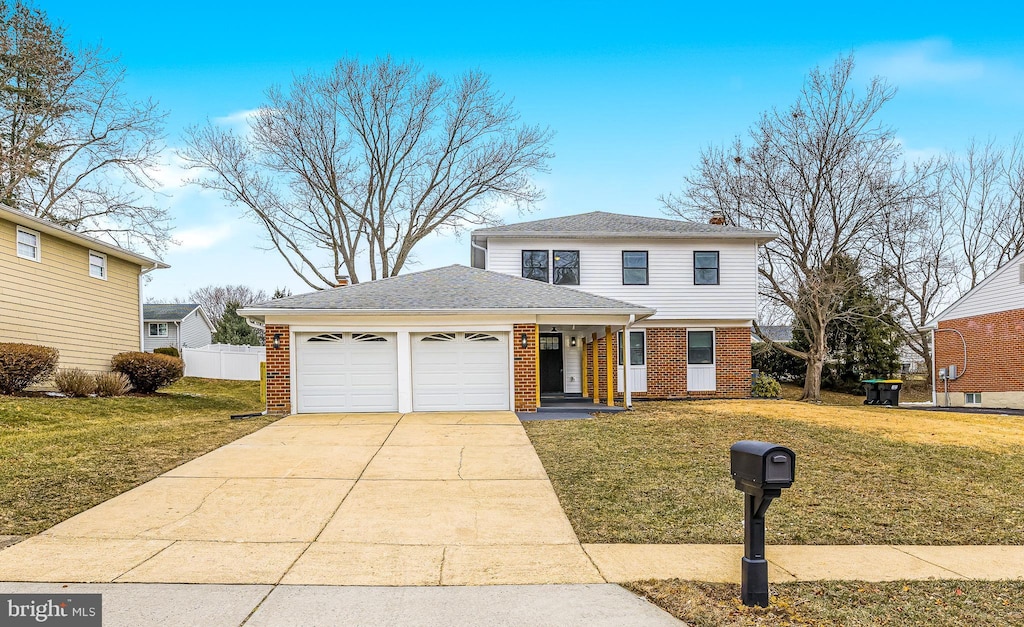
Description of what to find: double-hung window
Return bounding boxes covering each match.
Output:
[687,330,714,364]
[149,323,168,337]
[694,251,719,285]
[522,250,549,282]
[89,251,107,279]
[16,227,40,261]
[622,251,648,285]
[617,331,646,366]
[552,250,580,285]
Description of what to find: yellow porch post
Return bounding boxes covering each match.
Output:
[605,326,614,407]
[581,338,589,398]
[591,333,599,403]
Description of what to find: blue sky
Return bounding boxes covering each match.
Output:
[41,1,1024,300]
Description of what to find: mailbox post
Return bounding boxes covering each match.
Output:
[730,440,795,608]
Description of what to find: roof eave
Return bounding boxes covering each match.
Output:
[240,307,655,318]
[0,203,168,268]
[472,230,777,241]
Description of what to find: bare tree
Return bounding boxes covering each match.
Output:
[181,285,269,326]
[180,57,554,288]
[0,2,169,254]
[664,55,931,402]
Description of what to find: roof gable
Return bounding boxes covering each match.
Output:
[929,253,1024,324]
[244,265,654,314]
[472,211,776,240]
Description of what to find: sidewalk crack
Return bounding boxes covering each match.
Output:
[457,446,466,480]
[890,545,967,578]
[439,545,448,585]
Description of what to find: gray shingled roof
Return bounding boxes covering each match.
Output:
[144,303,201,321]
[246,265,654,313]
[472,211,776,240]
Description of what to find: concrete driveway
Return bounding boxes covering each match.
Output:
[0,412,603,586]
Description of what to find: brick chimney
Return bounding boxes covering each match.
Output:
[335,275,350,287]
[709,210,726,225]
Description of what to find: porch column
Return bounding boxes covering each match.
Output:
[605,326,614,407]
[581,337,589,398]
[591,333,599,403]
[623,325,632,409]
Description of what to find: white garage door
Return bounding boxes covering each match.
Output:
[412,332,510,411]
[296,332,398,413]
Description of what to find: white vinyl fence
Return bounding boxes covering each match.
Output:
[182,344,266,381]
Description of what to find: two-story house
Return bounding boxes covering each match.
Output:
[242,212,775,415]
[0,204,167,372]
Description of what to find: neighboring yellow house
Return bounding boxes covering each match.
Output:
[0,204,168,372]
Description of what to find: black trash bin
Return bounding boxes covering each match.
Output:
[862,379,881,405]
[877,379,903,406]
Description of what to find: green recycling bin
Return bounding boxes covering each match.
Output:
[877,379,903,406]
[861,379,881,405]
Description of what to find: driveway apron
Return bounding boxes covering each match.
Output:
[0,412,603,586]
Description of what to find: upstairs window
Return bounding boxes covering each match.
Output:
[622,251,648,285]
[694,251,719,285]
[149,323,168,337]
[16,227,40,261]
[552,250,580,285]
[89,251,107,279]
[522,250,548,282]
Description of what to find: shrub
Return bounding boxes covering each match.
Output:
[93,371,131,397]
[0,343,60,394]
[752,373,782,399]
[54,368,96,397]
[153,346,180,358]
[110,352,184,393]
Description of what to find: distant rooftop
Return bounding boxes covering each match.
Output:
[144,303,202,321]
[472,211,777,240]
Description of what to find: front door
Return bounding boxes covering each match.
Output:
[539,333,564,394]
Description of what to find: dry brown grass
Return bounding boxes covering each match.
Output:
[627,579,1024,626]
[524,400,1024,545]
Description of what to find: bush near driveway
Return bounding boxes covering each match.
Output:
[524,401,1024,545]
[0,377,274,535]
[0,343,60,394]
[111,351,184,392]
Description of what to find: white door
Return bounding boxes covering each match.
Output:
[412,332,510,411]
[296,332,398,413]
[617,330,648,393]
[686,329,716,392]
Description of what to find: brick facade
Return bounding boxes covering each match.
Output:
[513,323,539,412]
[612,326,751,400]
[265,324,291,414]
[935,309,1024,400]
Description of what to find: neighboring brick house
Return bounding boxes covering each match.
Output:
[240,212,776,415]
[928,254,1024,409]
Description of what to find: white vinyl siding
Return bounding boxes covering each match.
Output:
[936,259,1024,322]
[144,322,176,352]
[485,238,759,320]
[180,310,214,349]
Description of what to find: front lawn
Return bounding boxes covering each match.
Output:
[627,579,1024,627]
[524,400,1024,544]
[0,378,276,535]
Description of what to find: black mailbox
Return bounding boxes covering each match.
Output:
[731,440,795,492]
[729,440,796,609]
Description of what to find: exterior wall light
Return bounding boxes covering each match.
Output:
[272,333,282,350]
[520,333,528,348]
[570,336,577,347]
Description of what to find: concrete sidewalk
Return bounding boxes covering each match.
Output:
[583,543,1024,582]
[0,583,684,627]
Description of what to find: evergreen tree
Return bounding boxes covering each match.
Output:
[212,301,261,346]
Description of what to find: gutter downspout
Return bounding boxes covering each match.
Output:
[470,239,488,269]
[138,262,161,351]
[930,328,937,407]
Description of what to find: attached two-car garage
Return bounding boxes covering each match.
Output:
[294,331,510,413]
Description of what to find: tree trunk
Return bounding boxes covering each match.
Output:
[800,355,824,402]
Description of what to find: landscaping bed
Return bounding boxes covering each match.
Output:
[523,400,1024,545]
[627,579,1024,627]
[0,378,275,535]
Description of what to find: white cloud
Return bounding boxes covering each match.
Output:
[897,136,946,163]
[146,153,193,191]
[214,108,261,126]
[173,223,236,251]
[859,39,987,86]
